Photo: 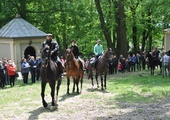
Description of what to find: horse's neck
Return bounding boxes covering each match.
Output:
[101,53,108,60]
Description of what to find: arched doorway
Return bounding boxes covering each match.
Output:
[24,46,36,59]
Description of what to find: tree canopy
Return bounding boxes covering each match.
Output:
[0,0,169,58]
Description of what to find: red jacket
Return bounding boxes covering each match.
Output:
[6,64,16,76]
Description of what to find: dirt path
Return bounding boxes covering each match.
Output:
[1,74,170,120]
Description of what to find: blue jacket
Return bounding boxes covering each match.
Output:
[94,44,103,56]
[130,57,137,63]
[21,62,30,73]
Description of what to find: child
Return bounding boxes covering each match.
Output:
[117,62,122,73]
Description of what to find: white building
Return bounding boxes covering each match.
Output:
[0,15,46,71]
[164,28,170,52]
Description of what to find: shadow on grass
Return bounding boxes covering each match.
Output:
[59,92,80,102]
[28,104,58,120]
[86,88,110,93]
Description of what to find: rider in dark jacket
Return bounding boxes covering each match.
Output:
[69,39,79,59]
[41,33,63,75]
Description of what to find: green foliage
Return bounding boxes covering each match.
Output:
[0,0,169,56]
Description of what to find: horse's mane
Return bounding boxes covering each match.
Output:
[65,48,79,69]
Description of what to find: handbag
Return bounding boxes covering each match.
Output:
[15,72,19,77]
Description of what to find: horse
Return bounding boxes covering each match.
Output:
[65,48,84,94]
[40,46,62,109]
[146,51,155,75]
[88,48,112,90]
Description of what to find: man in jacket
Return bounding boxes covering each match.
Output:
[41,33,63,76]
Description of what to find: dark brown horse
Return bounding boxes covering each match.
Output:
[88,48,112,90]
[65,48,84,94]
[40,46,62,109]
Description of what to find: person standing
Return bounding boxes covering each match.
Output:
[2,57,9,85]
[29,56,37,83]
[112,55,118,74]
[130,54,137,72]
[6,59,16,87]
[0,61,5,88]
[36,57,41,81]
[108,56,114,74]
[136,53,141,71]
[93,39,104,68]
[21,58,30,84]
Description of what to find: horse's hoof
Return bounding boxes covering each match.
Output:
[50,105,58,111]
[43,102,48,108]
[67,92,70,95]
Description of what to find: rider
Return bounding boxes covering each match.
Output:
[69,39,79,59]
[41,33,63,76]
[92,39,104,68]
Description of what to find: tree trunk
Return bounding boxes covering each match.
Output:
[94,0,113,49]
[114,0,127,57]
[60,0,67,51]
[19,0,27,20]
[132,16,137,53]
[141,29,149,52]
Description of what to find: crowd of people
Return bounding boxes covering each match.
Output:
[0,57,17,89]
[0,55,43,89]
[84,47,170,78]
[1,33,170,89]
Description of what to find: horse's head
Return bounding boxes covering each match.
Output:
[104,48,113,59]
[41,45,51,67]
[65,48,74,61]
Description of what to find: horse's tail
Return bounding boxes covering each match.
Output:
[87,66,92,79]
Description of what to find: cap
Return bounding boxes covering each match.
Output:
[97,39,101,42]
[46,33,53,36]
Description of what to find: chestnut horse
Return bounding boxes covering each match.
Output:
[65,48,84,94]
[88,48,112,90]
[40,46,62,109]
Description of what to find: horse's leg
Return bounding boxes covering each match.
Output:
[80,75,83,92]
[56,78,61,105]
[67,77,70,94]
[91,72,94,88]
[72,77,76,93]
[100,74,104,90]
[95,73,99,88]
[41,81,48,108]
[153,66,155,75]
[104,73,107,89]
[76,77,80,94]
[49,81,56,106]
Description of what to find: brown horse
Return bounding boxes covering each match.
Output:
[65,48,84,94]
[88,48,112,90]
[40,46,62,109]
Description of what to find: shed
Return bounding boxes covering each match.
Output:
[0,15,46,71]
[164,28,170,52]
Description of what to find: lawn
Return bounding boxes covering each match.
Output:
[0,70,170,119]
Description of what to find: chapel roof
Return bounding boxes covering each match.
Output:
[0,14,46,38]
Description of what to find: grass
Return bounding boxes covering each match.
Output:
[0,70,170,111]
[107,70,170,103]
